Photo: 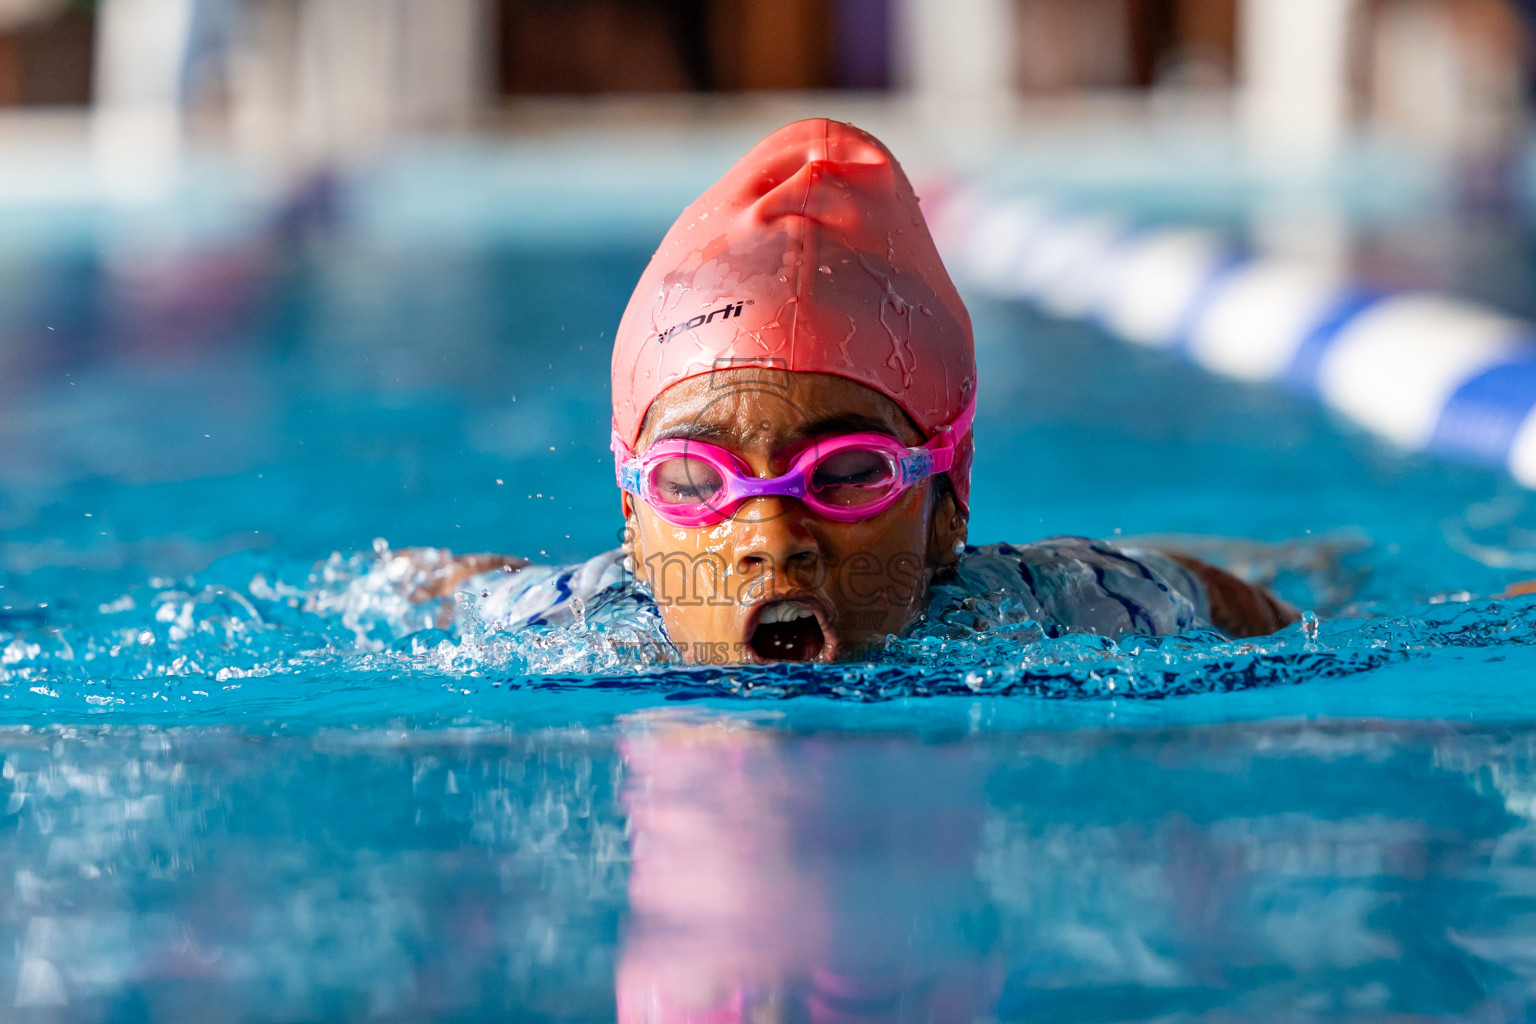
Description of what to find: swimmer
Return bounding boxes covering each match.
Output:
[414,119,1297,664]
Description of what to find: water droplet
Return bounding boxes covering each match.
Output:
[818,265,832,275]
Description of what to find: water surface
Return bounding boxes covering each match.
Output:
[6,198,1536,1019]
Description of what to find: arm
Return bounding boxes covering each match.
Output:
[405,551,530,603]
[1166,553,1300,639]
[399,555,531,604]
[390,550,531,629]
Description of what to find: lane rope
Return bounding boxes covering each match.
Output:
[926,184,1536,485]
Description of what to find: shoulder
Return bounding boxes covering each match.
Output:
[962,536,1186,589]
[926,537,1211,639]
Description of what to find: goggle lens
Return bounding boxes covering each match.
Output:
[648,456,725,507]
[808,448,898,507]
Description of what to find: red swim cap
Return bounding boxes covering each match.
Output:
[610,118,977,511]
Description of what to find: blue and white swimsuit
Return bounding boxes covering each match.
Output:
[461,538,1213,660]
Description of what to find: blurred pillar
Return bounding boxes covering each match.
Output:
[289,0,487,160]
[893,0,1014,107]
[1240,0,1358,271]
[397,0,486,130]
[294,0,375,156]
[1238,0,1358,166]
[227,0,298,163]
[1369,0,1528,159]
[93,0,194,199]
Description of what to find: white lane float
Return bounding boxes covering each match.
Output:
[1315,294,1529,451]
[1098,229,1230,350]
[1185,260,1349,382]
[926,184,1536,486]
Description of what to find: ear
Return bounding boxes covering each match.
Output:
[620,498,649,586]
[926,490,966,569]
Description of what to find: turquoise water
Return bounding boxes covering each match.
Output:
[8,205,1536,1018]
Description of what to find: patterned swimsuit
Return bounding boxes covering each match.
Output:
[463,537,1213,659]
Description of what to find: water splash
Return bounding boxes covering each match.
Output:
[6,546,1536,720]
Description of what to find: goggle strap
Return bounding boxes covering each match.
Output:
[611,430,639,493]
[921,395,977,476]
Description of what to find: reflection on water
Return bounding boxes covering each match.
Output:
[617,717,994,1022]
[5,717,1536,1020]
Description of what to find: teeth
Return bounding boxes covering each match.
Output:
[760,602,815,625]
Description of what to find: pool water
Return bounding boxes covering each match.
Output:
[9,192,1536,1019]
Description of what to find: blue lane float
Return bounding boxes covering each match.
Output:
[929,188,1536,487]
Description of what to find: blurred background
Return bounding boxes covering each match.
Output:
[12,11,1536,1019]
[1,0,1533,208]
[0,0,1532,331]
[8,0,1536,606]
[9,12,1536,1018]
[0,0,1529,167]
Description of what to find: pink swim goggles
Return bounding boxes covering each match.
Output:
[612,399,975,528]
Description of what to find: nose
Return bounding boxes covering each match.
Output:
[732,497,824,588]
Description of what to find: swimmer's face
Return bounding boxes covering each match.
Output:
[623,370,966,664]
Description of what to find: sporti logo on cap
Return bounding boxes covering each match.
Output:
[656,300,750,345]
[610,118,977,511]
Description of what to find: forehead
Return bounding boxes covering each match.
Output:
[638,370,916,447]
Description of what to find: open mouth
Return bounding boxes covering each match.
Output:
[748,599,828,663]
